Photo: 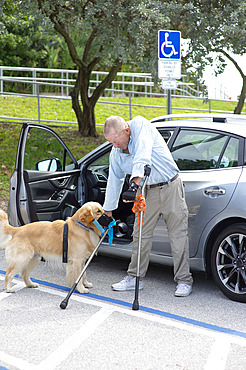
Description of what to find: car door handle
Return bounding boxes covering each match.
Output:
[205,187,226,195]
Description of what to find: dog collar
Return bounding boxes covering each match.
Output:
[76,220,104,235]
[75,221,94,231]
[76,219,116,246]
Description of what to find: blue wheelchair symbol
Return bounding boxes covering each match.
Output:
[158,30,181,59]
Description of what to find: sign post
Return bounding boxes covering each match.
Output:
[158,30,181,115]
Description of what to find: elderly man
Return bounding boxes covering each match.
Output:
[103,115,193,297]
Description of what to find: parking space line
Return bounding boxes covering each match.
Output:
[204,337,231,370]
[6,272,245,340]
[0,279,25,301]
[1,274,246,370]
[40,285,246,348]
[1,272,246,344]
[0,350,34,370]
[35,306,115,370]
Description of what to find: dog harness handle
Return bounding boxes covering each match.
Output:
[62,222,68,263]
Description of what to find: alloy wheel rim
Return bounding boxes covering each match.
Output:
[216,233,246,295]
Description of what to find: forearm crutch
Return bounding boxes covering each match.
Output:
[60,229,109,309]
[132,165,151,311]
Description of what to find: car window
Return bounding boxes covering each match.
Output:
[157,128,174,143]
[24,127,76,171]
[87,152,110,179]
[170,129,239,171]
[220,136,239,168]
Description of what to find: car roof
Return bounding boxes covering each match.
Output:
[150,114,246,137]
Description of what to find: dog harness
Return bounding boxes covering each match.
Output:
[62,219,116,263]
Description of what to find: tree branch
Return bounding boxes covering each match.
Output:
[216,49,245,79]
[90,59,122,105]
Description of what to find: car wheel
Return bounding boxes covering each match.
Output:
[211,223,246,303]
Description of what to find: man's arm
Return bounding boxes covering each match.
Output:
[131,176,142,186]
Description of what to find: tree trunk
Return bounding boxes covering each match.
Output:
[70,68,97,136]
[234,75,246,114]
[70,61,122,137]
[217,49,246,114]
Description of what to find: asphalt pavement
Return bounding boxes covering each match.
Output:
[0,249,246,370]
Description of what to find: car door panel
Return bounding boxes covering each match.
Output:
[9,123,80,225]
[181,168,242,257]
[23,169,80,221]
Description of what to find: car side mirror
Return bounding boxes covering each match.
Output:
[35,158,62,172]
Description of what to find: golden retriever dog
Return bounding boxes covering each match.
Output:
[0,202,104,294]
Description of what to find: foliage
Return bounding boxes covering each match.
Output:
[7,0,170,136]
[0,1,48,67]
[163,0,246,113]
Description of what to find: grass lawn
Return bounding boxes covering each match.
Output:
[0,95,237,125]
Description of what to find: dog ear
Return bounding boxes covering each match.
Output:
[79,206,94,223]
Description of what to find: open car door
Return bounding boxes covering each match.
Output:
[9,123,81,226]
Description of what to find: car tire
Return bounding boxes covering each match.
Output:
[211,223,246,303]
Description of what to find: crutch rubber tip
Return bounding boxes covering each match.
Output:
[60,301,68,309]
[132,300,139,310]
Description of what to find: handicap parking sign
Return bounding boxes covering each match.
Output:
[158,30,181,60]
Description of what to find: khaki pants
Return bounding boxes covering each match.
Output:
[127,177,193,286]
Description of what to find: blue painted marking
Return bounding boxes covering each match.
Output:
[1,269,246,339]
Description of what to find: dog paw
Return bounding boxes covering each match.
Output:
[5,287,15,293]
[84,281,93,288]
[76,286,89,294]
[27,283,39,289]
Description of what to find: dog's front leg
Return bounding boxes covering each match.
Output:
[22,257,40,289]
[82,271,93,289]
[66,260,89,294]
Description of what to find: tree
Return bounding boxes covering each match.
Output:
[0,1,47,67]
[11,0,166,136]
[162,0,246,113]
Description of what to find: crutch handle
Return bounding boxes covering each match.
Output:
[144,165,151,177]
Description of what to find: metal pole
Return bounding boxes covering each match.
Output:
[37,83,41,125]
[129,93,132,120]
[167,89,172,115]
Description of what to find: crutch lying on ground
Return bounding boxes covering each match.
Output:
[60,214,115,309]
[131,165,151,311]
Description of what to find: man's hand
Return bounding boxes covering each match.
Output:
[104,210,112,218]
[122,181,139,202]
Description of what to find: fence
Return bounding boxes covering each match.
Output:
[0,66,244,126]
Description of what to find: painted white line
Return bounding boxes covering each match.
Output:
[35,306,115,370]
[0,350,34,370]
[0,279,246,370]
[40,285,246,347]
[204,336,231,370]
[0,278,25,300]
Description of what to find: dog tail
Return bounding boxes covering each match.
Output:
[0,209,12,249]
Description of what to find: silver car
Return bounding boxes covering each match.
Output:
[8,114,246,303]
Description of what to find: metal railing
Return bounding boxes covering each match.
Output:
[0,66,244,126]
[0,66,200,98]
